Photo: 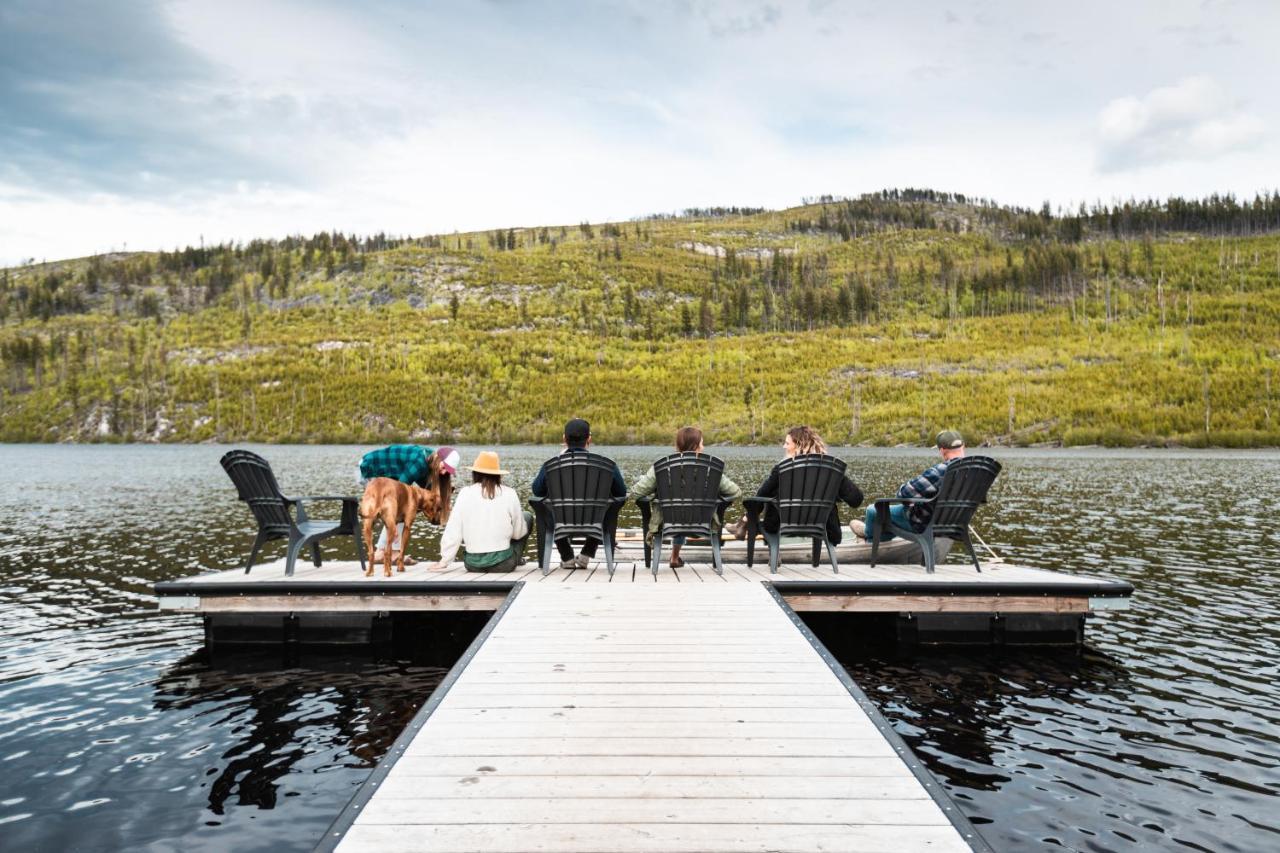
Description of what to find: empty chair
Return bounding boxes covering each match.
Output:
[637,452,729,577]
[869,455,1002,573]
[220,449,363,576]
[743,455,850,573]
[528,452,628,577]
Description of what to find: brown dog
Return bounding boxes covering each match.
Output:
[359,477,441,577]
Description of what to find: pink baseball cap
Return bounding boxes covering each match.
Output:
[436,446,461,475]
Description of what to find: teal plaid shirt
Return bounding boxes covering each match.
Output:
[359,445,435,487]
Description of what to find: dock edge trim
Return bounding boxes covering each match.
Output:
[764,582,996,853]
[312,581,524,853]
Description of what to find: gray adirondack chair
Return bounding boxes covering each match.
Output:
[528,452,627,578]
[640,452,729,577]
[220,449,364,576]
[744,455,848,574]
[869,455,1002,573]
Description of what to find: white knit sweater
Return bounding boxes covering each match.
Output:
[437,483,529,564]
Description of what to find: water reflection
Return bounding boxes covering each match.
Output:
[152,651,444,816]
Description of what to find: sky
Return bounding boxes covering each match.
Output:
[1,0,1277,265]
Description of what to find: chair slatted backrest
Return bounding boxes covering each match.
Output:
[543,452,619,533]
[928,456,1002,537]
[220,450,292,535]
[776,454,847,537]
[653,452,725,530]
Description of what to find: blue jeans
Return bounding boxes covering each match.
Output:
[864,503,912,542]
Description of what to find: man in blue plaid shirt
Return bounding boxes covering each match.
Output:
[358,444,460,563]
[853,430,967,541]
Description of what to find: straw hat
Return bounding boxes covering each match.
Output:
[467,450,508,476]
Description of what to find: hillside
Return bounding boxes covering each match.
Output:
[1,190,1278,446]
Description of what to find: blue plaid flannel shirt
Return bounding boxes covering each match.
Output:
[897,459,952,531]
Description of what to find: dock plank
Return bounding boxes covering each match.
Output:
[337,823,972,853]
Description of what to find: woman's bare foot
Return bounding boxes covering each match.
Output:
[428,560,450,571]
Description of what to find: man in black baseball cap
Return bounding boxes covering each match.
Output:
[853,429,967,541]
[530,418,626,569]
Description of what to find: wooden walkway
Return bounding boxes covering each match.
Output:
[321,581,986,852]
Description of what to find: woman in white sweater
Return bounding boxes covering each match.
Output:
[429,451,532,573]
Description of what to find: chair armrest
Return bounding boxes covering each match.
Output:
[872,496,932,508]
[872,496,931,540]
[286,495,359,526]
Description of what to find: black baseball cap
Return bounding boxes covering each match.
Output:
[564,418,591,446]
[936,430,965,449]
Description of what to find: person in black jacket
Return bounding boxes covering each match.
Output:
[749,425,863,544]
[531,418,626,569]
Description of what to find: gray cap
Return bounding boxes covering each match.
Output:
[936,430,965,449]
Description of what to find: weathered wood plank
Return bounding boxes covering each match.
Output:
[373,774,932,800]
[428,707,876,724]
[417,721,884,740]
[783,594,1090,613]
[194,593,508,612]
[401,736,897,758]
[383,755,914,777]
[356,796,950,825]
[336,823,973,853]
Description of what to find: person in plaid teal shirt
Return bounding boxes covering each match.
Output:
[358,445,460,562]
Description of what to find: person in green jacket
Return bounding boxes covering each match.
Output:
[630,426,743,569]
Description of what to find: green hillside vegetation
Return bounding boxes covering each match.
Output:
[1,189,1278,447]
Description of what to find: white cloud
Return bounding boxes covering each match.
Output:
[1096,76,1265,172]
[4,2,1280,265]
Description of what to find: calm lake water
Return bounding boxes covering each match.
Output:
[0,444,1277,851]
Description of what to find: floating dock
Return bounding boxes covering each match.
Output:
[155,555,1132,850]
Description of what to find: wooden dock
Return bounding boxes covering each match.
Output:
[316,581,989,852]
[154,556,1131,850]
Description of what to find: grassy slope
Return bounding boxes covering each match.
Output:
[1,199,1278,446]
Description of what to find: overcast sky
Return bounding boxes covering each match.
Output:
[2,0,1276,264]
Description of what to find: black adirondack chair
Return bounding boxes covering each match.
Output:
[636,452,728,577]
[743,454,848,574]
[869,455,1002,574]
[528,452,627,577]
[220,449,364,576]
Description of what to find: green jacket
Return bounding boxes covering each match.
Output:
[630,464,743,541]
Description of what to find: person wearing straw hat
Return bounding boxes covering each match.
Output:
[429,450,533,573]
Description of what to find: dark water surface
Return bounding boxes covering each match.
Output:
[0,444,1277,851]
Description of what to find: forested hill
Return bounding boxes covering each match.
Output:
[1,189,1278,447]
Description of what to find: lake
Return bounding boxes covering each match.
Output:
[0,444,1277,851]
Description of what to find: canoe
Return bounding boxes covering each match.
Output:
[610,528,952,566]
